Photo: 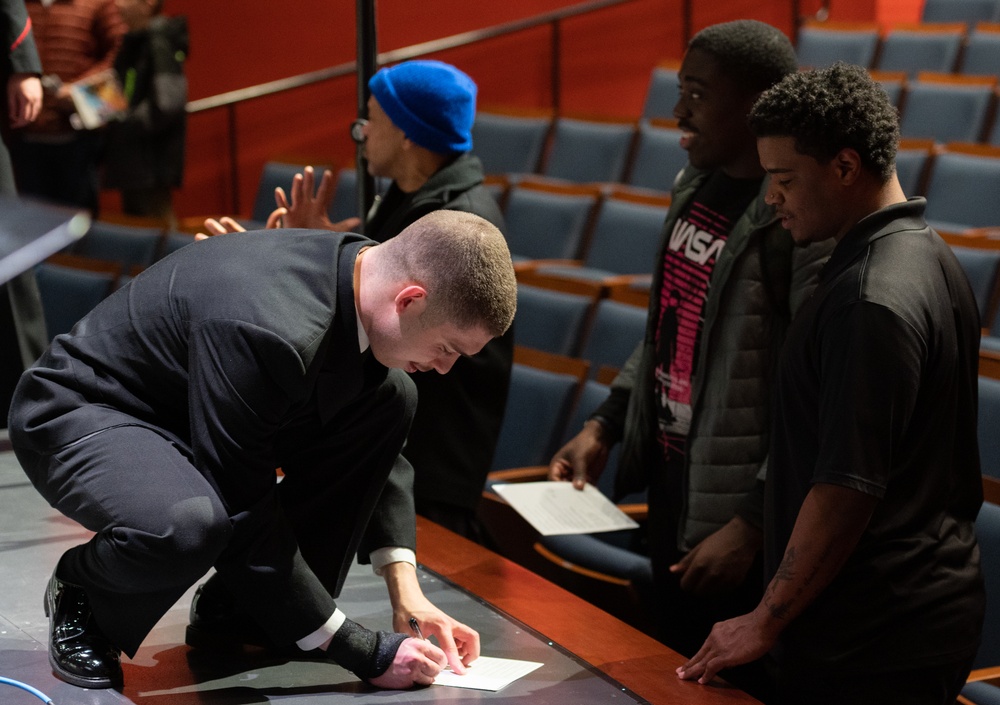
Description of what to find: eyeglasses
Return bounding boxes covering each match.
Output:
[350,119,368,144]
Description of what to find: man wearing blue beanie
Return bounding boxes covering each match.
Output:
[367,59,475,156]
[192,58,513,657]
[358,61,513,546]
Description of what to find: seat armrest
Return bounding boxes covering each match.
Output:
[486,466,550,484]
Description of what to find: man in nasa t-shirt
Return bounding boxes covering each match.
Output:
[654,171,760,448]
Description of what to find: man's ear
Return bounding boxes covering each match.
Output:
[394,285,427,315]
[834,148,862,184]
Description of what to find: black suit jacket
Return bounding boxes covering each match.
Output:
[11,229,415,592]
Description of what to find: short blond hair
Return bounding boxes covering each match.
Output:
[374,210,516,337]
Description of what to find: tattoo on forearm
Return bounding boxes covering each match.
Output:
[764,547,796,619]
[775,547,796,582]
[764,542,837,622]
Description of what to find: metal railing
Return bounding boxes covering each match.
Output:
[185,0,642,213]
[184,0,820,213]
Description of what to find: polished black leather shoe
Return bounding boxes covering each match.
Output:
[44,573,123,689]
[184,582,278,651]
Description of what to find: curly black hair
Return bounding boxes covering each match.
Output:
[688,20,798,93]
[748,62,899,182]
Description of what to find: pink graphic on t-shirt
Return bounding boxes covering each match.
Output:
[654,201,730,436]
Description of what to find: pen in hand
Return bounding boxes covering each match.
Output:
[408,617,425,640]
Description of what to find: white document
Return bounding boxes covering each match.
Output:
[433,656,543,691]
[492,481,639,535]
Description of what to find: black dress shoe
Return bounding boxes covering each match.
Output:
[185,582,279,651]
[44,573,123,689]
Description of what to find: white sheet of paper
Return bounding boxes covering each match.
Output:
[492,481,639,535]
[432,656,543,691]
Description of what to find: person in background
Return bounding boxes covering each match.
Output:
[202,60,512,544]
[9,210,516,691]
[9,0,124,214]
[678,62,984,705]
[546,20,831,700]
[1,0,46,428]
[102,0,187,225]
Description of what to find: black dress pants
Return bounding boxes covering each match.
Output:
[15,368,417,657]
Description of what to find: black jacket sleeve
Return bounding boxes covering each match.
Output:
[3,0,42,78]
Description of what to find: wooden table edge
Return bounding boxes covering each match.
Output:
[415,516,760,704]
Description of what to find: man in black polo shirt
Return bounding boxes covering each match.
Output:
[677,62,985,704]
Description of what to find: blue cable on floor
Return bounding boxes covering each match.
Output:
[0,676,54,703]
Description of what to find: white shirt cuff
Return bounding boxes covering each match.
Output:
[370,546,417,575]
[296,608,346,652]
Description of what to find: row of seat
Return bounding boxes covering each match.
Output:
[642,22,1000,118]
[796,19,1000,76]
[87,157,1000,361]
[880,72,1000,145]
[475,141,1000,273]
[923,0,1000,26]
[472,112,688,192]
[285,165,673,279]
[105,158,1000,349]
[515,278,646,379]
[473,112,1000,215]
[247,133,1000,269]
[648,63,1000,147]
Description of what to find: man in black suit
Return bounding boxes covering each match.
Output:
[8,210,517,691]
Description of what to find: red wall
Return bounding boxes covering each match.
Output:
[129,0,910,221]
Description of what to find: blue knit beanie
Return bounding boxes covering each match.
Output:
[369,60,476,154]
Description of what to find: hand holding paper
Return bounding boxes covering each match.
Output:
[492,481,639,535]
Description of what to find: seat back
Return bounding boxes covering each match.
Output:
[795,21,881,68]
[607,275,653,309]
[471,110,552,175]
[923,0,998,27]
[579,189,669,276]
[72,220,164,272]
[514,282,599,357]
[973,499,1000,669]
[626,118,688,193]
[542,118,636,184]
[328,167,358,224]
[962,22,1000,75]
[490,349,587,471]
[980,376,1000,480]
[949,245,1000,320]
[326,167,388,224]
[502,180,601,261]
[898,73,996,143]
[924,144,1000,231]
[870,69,908,107]
[482,174,509,210]
[875,23,966,75]
[641,63,680,120]
[578,299,649,380]
[895,138,935,196]
[36,254,121,340]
